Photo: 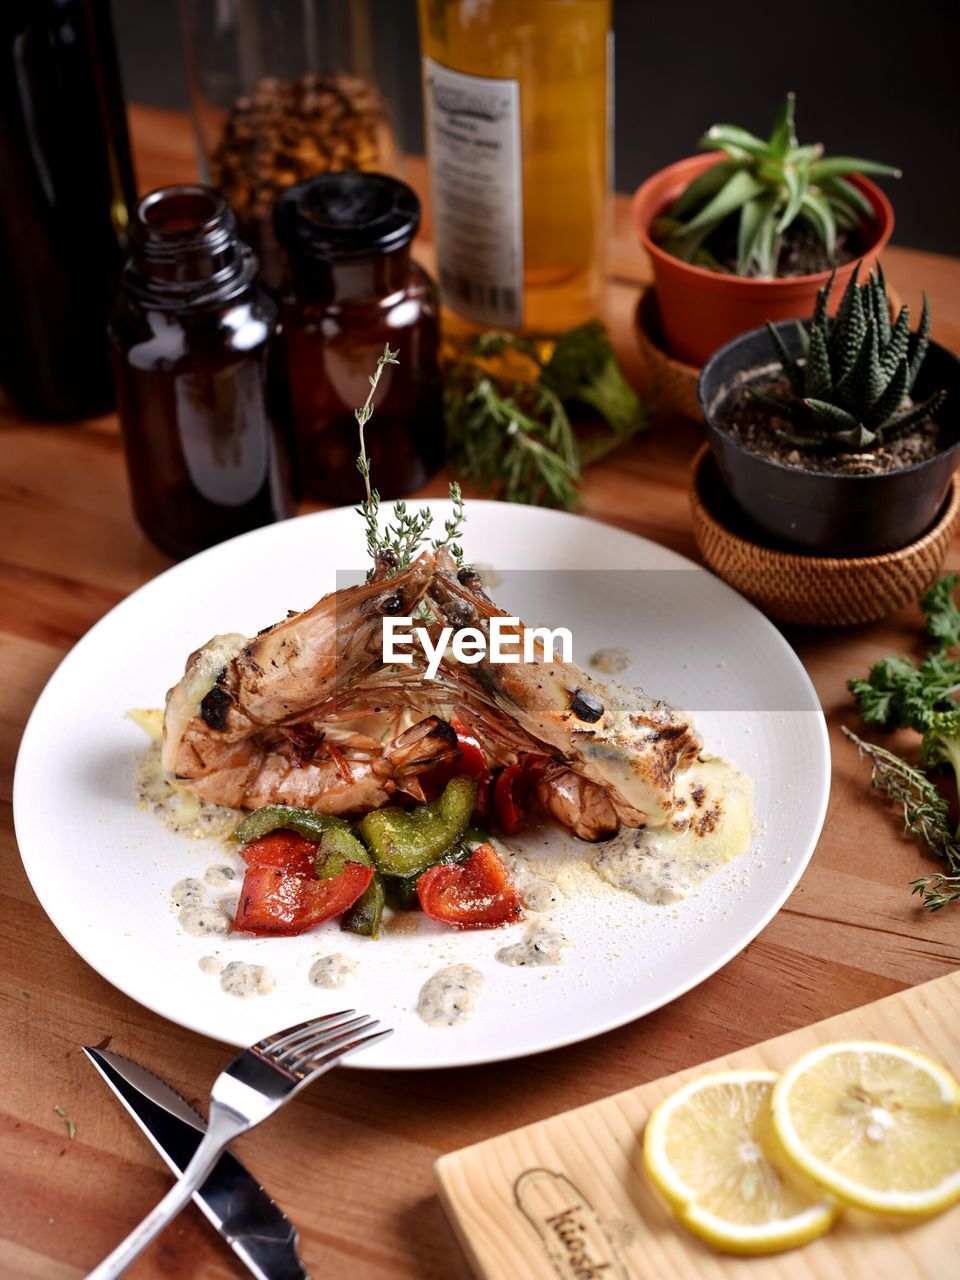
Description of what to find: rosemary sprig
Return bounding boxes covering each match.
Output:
[444,326,647,510]
[911,873,960,911]
[446,366,582,509]
[841,726,960,899]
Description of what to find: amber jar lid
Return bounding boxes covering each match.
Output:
[275,172,420,262]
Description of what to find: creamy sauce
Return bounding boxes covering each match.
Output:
[198,955,223,975]
[496,920,572,967]
[589,646,632,675]
[204,863,238,888]
[519,876,562,913]
[417,964,485,1027]
[308,952,358,989]
[171,877,204,910]
[220,961,275,998]
[136,742,239,839]
[592,757,753,904]
[179,903,232,937]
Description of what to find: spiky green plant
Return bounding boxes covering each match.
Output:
[653,94,900,278]
[751,264,947,452]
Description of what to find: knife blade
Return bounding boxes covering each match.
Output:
[84,1046,309,1280]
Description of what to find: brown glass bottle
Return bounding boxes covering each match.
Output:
[275,172,442,503]
[0,0,136,419]
[110,186,293,560]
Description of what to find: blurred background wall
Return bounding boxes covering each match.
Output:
[114,0,959,255]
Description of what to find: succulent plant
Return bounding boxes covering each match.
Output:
[751,264,947,452]
[654,94,900,277]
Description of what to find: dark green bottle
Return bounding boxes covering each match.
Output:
[0,0,137,419]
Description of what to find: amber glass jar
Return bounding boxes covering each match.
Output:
[275,172,442,503]
[110,186,293,560]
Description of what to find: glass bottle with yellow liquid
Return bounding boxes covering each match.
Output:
[418,0,611,337]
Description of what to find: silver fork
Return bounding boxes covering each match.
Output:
[87,1010,390,1280]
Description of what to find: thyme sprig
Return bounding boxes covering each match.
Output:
[354,344,465,575]
[432,480,465,562]
[355,344,399,561]
[841,726,960,891]
[911,873,960,911]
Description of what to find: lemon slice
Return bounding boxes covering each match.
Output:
[771,1041,960,1216]
[643,1070,837,1254]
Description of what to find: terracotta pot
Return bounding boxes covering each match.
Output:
[632,154,895,367]
[697,322,960,557]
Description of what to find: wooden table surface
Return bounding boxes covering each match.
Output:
[3,107,960,1279]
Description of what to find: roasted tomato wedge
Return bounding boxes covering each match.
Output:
[234,863,373,935]
[421,718,490,819]
[238,829,318,878]
[417,842,522,929]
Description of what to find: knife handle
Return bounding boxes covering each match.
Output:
[87,1106,247,1280]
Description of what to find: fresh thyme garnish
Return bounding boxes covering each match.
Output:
[841,727,960,869]
[845,573,960,909]
[354,344,467,575]
[432,480,465,563]
[355,343,399,562]
[911,872,960,911]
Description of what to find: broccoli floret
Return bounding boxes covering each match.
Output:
[540,321,645,434]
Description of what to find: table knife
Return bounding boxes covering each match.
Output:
[84,1046,309,1280]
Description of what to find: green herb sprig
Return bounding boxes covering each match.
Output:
[841,727,960,875]
[354,344,466,575]
[922,572,960,651]
[444,324,648,511]
[846,573,960,910]
[911,873,960,911]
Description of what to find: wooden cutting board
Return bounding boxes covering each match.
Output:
[436,971,960,1280]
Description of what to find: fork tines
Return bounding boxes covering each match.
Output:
[255,1011,391,1077]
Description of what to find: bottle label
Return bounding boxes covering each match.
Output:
[423,57,523,328]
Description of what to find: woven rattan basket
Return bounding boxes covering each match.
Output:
[634,286,701,420]
[690,444,960,627]
[635,283,904,427]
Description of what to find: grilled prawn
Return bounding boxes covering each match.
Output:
[161,549,700,836]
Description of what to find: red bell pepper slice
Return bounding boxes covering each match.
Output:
[239,829,319,878]
[234,863,373,936]
[493,764,527,835]
[493,755,552,835]
[417,842,522,929]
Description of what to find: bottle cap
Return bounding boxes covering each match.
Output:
[275,172,420,261]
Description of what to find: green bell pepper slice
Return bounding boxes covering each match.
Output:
[358,777,477,878]
[232,805,350,846]
[341,872,386,938]
[315,826,374,879]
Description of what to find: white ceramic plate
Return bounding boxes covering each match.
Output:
[14,501,829,1070]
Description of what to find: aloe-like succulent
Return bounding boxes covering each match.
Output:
[751,265,947,452]
[654,94,900,277]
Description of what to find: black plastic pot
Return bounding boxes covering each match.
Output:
[698,322,960,556]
